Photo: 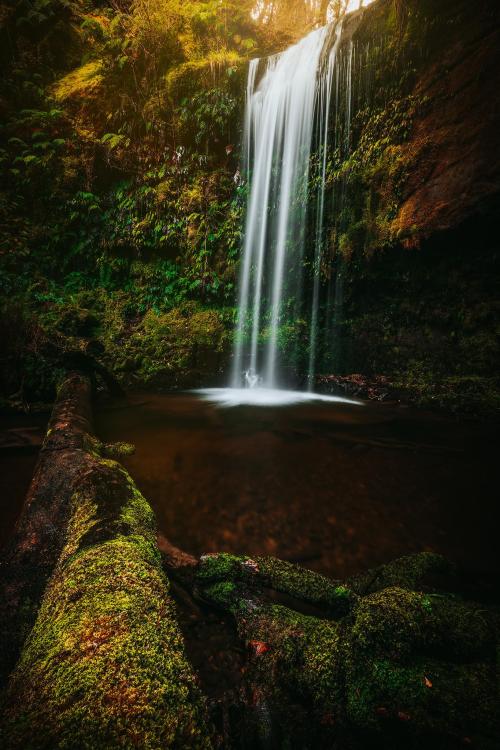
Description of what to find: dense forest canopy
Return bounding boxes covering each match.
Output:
[1,0,369,276]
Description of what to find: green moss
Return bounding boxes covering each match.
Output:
[343,582,499,739]
[1,459,211,749]
[106,303,230,389]
[255,556,357,614]
[348,588,427,662]
[2,288,233,402]
[346,658,429,728]
[197,552,246,582]
[82,434,105,457]
[346,656,498,739]
[139,305,227,366]
[53,61,104,102]
[166,51,244,99]
[237,602,345,729]
[202,581,238,608]
[102,442,135,458]
[347,552,454,595]
[195,550,500,747]
[334,585,350,598]
[197,553,356,614]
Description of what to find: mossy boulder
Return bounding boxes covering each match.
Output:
[124,304,229,387]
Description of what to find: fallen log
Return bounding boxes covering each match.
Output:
[1,374,499,749]
[0,373,95,684]
[193,552,500,748]
[0,373,210,748]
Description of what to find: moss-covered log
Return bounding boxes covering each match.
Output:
[0,374,211,749]
[194,551,500,749]
[0,373,95,684]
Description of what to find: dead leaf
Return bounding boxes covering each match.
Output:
[248,640,270,656]
[244,558,260,573]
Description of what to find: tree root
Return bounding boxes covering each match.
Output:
[191,551,500,749]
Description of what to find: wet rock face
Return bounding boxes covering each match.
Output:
[391,1,500,239]
[316,373,393,401]
[315,0,500,411]
[341,0,500,245]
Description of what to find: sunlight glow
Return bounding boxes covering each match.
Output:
[252,0,378,24]
[347,0,377,14]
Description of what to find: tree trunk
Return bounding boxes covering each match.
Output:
[0,373,95,684]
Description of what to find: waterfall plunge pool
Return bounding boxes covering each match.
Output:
[195,387,361,407]
[2,393,497,583]
[94,392,498,583]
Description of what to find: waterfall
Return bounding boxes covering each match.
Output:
[231,17,359,393]
[307,21,343,390]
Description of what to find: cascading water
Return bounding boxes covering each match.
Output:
[231,15,359,395]
[307,21,343,390]
[199,12,371,407]
[232,23,333,390]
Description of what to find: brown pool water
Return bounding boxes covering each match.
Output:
[96,393,499,580]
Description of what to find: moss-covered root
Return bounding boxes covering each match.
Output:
[345,587,499,747]
[0,458,212,750]
[196,552,356,614]
[195,552,500,749]
[345,551,456,595]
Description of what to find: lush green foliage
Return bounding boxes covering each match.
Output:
[0,0,260,401]
[0,0,498,414]
[1,0,343,404]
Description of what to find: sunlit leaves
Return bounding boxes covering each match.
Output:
[100,133,131,150]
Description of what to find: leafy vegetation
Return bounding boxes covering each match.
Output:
[0,0,276,403]
[0,0,498,414]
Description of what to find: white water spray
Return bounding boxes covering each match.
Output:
[228,10,364,402]
[232,23,336,389]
